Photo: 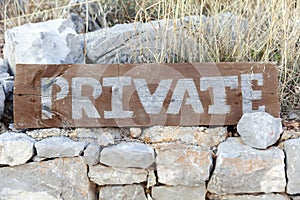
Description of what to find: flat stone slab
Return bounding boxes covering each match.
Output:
[152,185,206,200]
[155,143,212,186]
[99,185,147,200]
[143,126,228,149]
[209,194,289,200]
[0,157,95,199]
[100,142,155,169]
[207,137,286,194]
[88,164,148,185]
[284,138,300,194]
[35,136,85,158]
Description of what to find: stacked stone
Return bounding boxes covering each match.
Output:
[0,117,299,199]
[0,126,227,199]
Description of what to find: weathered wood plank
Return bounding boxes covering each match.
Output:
[14,63,279,128]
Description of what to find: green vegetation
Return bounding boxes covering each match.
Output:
[0,0,299,114]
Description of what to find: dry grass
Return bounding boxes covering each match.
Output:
[0,0,299,114]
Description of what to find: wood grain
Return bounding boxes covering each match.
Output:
[14,63,280,128]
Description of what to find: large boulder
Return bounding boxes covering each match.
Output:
[284,138,300,194]
[0,157,95,199]
[100,142,155,169]
[237,112,282,149]
[207,138,286,194]
[0,132,35,166]
[85,16,203,64]
[4,19,83,74]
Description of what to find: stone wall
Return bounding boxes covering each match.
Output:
[0,124,299,200]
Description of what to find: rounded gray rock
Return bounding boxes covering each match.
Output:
[237,112,282,149]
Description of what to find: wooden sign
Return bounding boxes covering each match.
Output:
[14,63,279,129]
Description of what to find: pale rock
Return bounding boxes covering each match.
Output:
[83,142,100,166]
[152,185,206,200]
[76,128,101,143]
[130,128,142,138]
[155,143,212,186]
[99,185,147,200]
[143,126,228,149]
[0,157,96,199]
[147,170,156,188]
[291,196,300,200]
[76,128,123,143]
[284,138,300,194]
[98,132,115,146]
[237,112,282,149]
[35,136,85,158]
[89,164,148,185]
[4,19,83,74]
[0,132,35,166]
[209,194,289,200]
[207,138,286,194]
[100,142,155,169]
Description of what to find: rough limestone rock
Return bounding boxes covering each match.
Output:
[35,136,85,158]
[155,143,212,186]
[237,112,282,149]
[4,19,83,74]
[143,126,227,149]
[85,16,202,64]
[130,128,142,138]
[98,132,115,146]
[209,194,289,200]
[207,138,286,194]
[284,138,300,194]
[99,185,147,200]
[0,157,95,199]
[26,128,76,140]
[83,142,100,166]
[100,142,155,169]
[0,132,35,166]
[88,164,147,185]
[152,185,206,200]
